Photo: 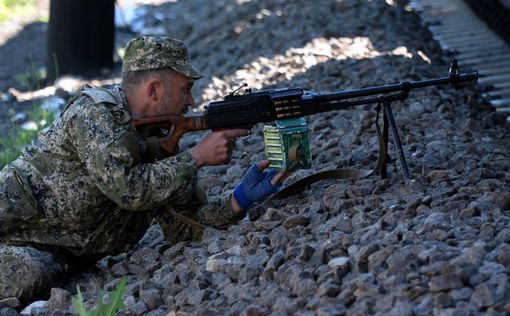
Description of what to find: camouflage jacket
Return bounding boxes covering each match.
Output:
[0,85,242,258]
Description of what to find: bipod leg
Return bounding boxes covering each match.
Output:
[374,103,390,179]
[383,102,410,180]
[381,106,389,179]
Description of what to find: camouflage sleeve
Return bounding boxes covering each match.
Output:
[193,195,245,229]
[181,184,245,228]
[67,102,198,211]
[157,186,245,243]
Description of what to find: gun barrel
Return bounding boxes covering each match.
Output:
[315,72,478,103]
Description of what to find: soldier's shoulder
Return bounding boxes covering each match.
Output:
[62,85,130,122]
[64,84,123,108]
[81,85,121,105]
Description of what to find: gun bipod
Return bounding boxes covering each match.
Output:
[374,98,411,181]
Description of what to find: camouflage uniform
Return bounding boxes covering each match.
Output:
[0,37,243,303]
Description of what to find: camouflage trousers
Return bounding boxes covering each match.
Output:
[0,245,69,304]
[0,206,207,305]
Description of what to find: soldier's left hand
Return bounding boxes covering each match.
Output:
[231,160,286,212]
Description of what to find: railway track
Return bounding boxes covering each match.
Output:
[409,0,510,115]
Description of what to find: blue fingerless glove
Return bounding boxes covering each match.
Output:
[233,163,281,210]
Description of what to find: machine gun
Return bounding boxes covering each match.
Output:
[131,61,478,181]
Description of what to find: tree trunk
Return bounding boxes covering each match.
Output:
[46,0,115,82]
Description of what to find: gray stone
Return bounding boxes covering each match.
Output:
[268,227,290,250]
[459,207,481,218]
[388,299,415,316]
[45,288,71,310]
[471,282,499,308]
[423,212,449,231]
[299,244,316,262]
[110,261,129,277]
[174,289,190,307]
[414,295,435,315]
[495,228,510,243]
[0,308,17,316]
[316,282,341,298]
[417,248,447,264]
[130,247,159,265]
[291,277,317,297]
[426,170,450,183]
[247,231,270,247]
[469,273,490,287]
[429,274,463,292]
[322,196,356,216]
[0,298,20,309]
[327,256,350,273]
[20,301,46,315]
[205,253,244,273]
[187,289,212,306]
[206,238,224,254]
[239,250,269,283]
[282,214,310,229]
[354,243,379,272]
[254,220,282,231]
[223,234,248,249]
[163,242,185,260]
[315,303,347,316]
[183,245,209,259]
[239,264,263,283]
[243,304,271,316]
[260,207,287,222]
[479,261,507,276]
[386,248,419,281]
[123,295,136,311]
[448,287,473,302]
[434,292,453,308]
[139,288,162,310]
[265,251,285,271]
[132,301,148,316]
[146,309,167,316]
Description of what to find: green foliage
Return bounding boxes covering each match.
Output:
[13,54,46,90]
[0,0,38,23]
[0,103,56,169]
[72,286,88,316]
[72,278,127,316]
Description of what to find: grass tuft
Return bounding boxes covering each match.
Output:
[0,102,56,169]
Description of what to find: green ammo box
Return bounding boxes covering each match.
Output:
[263,117,312,172]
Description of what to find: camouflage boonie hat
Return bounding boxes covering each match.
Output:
[122,36,203,79]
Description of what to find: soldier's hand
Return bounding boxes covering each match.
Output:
[231,160,286,213]
[187,129,249,167]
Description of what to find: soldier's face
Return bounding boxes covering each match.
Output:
[160,71,195,116]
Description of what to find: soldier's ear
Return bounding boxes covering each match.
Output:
[146,79,162,102]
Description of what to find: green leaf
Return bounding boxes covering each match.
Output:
[102,278,127,316]
[94,295,104,316]
[71,285,90,316]
[71,279,127,316]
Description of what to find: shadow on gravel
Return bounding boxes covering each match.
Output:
[0,1,441,95]
[0,21,48,92]
[131,0,446,104]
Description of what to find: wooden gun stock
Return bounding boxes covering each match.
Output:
[130,115,208,155]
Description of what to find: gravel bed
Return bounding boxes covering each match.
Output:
[3,1,509,315]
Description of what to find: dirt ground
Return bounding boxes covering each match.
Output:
[0,0,50,92]
[0,0,135,139]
